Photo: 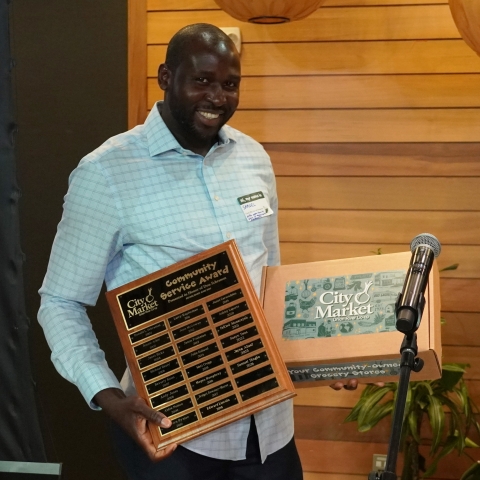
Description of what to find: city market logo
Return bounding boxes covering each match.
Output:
[126,288,159,318]
[282,270,406,340]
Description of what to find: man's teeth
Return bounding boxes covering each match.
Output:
[199,111,219,119]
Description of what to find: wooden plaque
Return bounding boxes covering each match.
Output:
[106,240,295,450]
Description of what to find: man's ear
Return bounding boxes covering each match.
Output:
[158,63,171,91]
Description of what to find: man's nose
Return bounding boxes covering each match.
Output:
[206,83,226,105]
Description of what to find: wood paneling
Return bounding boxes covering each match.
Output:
[294,384,365,408]
[148,40,480,77]
[442,312,480,346]
[265,144,480,177]
[147,6,458,44]
[442,279,480,313]
[148,74,480,109]
[295,406,392,443]
[278,211,480,245]
[279,244,480,279]
[277,177,480,211]
[228,109,480,143]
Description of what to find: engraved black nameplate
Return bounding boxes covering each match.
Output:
[195,381,234,405]
[138,345,175,369]
[190,368,229,391]
[220,326,258,349]
[129,321,166,344]
[225,339,264,362]
[150,385,189,408]
[160,411,198,434]
[240,378,279,401]
[134,333,171,357]
[207,289,243,311]
[181,342,219,366]
[200,394,239,418]
[172,318,209,340]
[160,398,194,417]
[168,305,205,328]
[147,371,184,395]
[211,301,249,324]
[142,359,180,382]
[177,330,215,352]
[230,352,269,375]
[235,365,274,388]
[185,355,223,379]
[216,313,254,337]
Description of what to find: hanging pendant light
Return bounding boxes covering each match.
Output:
[449,0,480,56]
[214,0,327,24]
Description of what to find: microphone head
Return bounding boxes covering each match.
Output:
[410,233,441,258]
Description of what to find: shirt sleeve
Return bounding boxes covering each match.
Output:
[266,158,281,268]
[38,159,124,408]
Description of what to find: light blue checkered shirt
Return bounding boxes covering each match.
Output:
[38,103,293,462]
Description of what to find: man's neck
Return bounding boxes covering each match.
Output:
[157,102,216,157]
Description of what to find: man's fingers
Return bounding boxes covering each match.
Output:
[330,379,358,390]
[131,396,172,428]
[344,379,358,390]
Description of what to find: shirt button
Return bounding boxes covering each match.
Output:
[214,195,220,201]
[226,232,232,239]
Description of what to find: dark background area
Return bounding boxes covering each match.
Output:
[11,1,129,478]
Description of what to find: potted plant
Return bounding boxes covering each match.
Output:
[345,362,480,479]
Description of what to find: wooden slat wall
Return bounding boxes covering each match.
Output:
[130,0,480,477]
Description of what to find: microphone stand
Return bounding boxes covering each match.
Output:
[367,298,425,479]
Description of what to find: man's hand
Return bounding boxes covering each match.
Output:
[330,379,359,391]
[94,388,177,462]
[330,380,385,391]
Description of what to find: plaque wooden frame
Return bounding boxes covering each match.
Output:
[106,240,295,450]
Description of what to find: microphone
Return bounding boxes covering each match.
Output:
[395,233,441,335]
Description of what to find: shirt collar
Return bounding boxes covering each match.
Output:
[145,101,235,158]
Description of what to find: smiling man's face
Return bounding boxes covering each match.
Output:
[159,39,241,156]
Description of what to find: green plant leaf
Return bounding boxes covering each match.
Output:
[439,369,465,391]
[357,386,392,430]
[439,395,466,446]
[427,396,445,454]
[465,437,480,448]
[359,400,394,432]
[408,409,421,444]
[442,363,470,372]
[461,461,480,480]
[344,384,376,423]
[440,263,459,272]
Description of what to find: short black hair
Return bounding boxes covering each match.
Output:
[165,23,236,71]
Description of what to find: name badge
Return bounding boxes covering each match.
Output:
[237,191,274,222]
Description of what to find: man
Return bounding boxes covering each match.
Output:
[39,23,305,479]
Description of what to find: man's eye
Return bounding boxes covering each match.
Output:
[225,82,238,89]
[196,78,208,83]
